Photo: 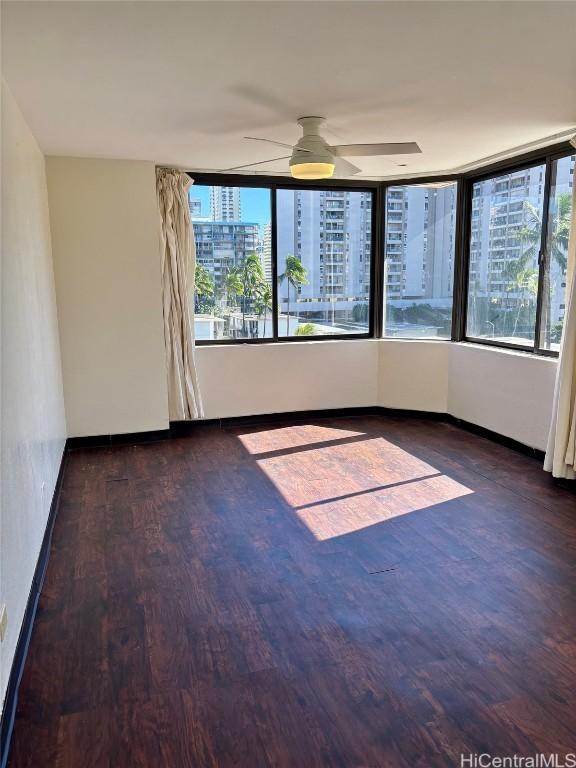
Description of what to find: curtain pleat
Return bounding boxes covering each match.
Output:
[157,169,204,420]
[544,177,576,479]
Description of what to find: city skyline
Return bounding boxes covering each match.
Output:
[189,161,574,342]
[190,185,271,227]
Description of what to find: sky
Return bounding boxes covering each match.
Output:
[190,185,271,227]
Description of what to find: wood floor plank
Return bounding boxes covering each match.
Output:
[7,415,576,767]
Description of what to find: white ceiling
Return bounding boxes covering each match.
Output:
[2,1,576,179]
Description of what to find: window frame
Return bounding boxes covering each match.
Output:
[190,172,380,345]
[189,140,574,355]
[381,175,461,342]
[455,143,574,356]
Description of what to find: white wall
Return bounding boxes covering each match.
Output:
[42,157,558,453]
[196,338,450,422]
[374,339,557,450]
[448,343,557,451]
[44,157,378,435]
[46,157,169,437]
[375,340,556,450]
[197,340,378,419]
[378,339,450,413]
[0,82,67,708]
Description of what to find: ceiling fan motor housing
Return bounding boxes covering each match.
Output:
[290,117,335,174]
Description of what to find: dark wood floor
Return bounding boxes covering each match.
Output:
[8,415,576,767]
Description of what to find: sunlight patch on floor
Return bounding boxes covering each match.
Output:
[294,474,473,540]
[253,431,474,540]
[237,423,366,456]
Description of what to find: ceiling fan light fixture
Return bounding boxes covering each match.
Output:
[290,161,335,180]
[290,133,336,179]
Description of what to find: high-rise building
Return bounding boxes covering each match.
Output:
[210,186,241,221]
[276,189,372,325]
[424,187,457,300]
[193,220,259,291]
[469,160,573,334]
[469,165,544,301]
[189,197,202,218]
[384,185,456,311]
[258,222,272,282]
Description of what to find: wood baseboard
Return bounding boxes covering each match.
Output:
[64,407,544,462]
[0,449,68,768]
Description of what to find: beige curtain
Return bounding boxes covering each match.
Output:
[544,175,576,479]
[157,169,203,420]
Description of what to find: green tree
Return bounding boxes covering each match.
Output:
[295,322,316,336]
[482,202,546,339]
[517,194,572,345]
[551,192,573,273]
[551,321,564,344]
[507,262,538,338]
[239,254,266,335]
[224,267,244,309]
[254,281,273,338]
[194,263,214,314]
[520,194,572,273]
[278,255,308,336]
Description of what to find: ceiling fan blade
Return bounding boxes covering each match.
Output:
[333,157,362,176]
[244,137,312,153]
[231,85,298,121]
[222,155,291,172]
[331,142,421,157]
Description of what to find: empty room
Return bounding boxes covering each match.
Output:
[1,1,576,766]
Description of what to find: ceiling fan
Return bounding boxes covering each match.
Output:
[225,117,421,180]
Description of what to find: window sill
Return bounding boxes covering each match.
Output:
[455,340,559,360]
[380,337,451,344]
[195,337,560,361]
[196,336,379,349]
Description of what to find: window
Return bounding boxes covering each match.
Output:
[190,185,273,341]
[276,189,373,337]
[466,163,546,346]
[188,141,574,352]
[384,182,457,338]
[540,154,575,351]
[464,151,575,353]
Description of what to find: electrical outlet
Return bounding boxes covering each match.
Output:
[0,605,7,643]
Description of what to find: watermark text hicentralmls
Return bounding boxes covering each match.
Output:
[460,755,576,768]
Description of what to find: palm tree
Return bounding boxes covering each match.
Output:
[518,194,573,344]
[520,194,572,272]
[194,263,214,313]
[224,267,243,305]
[254,282,273,337]
[509,263,538,338]
[278,255,308,336]
[239,254,266,335]
[223,267,244,337]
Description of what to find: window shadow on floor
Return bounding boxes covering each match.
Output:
[231,417,475,542]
